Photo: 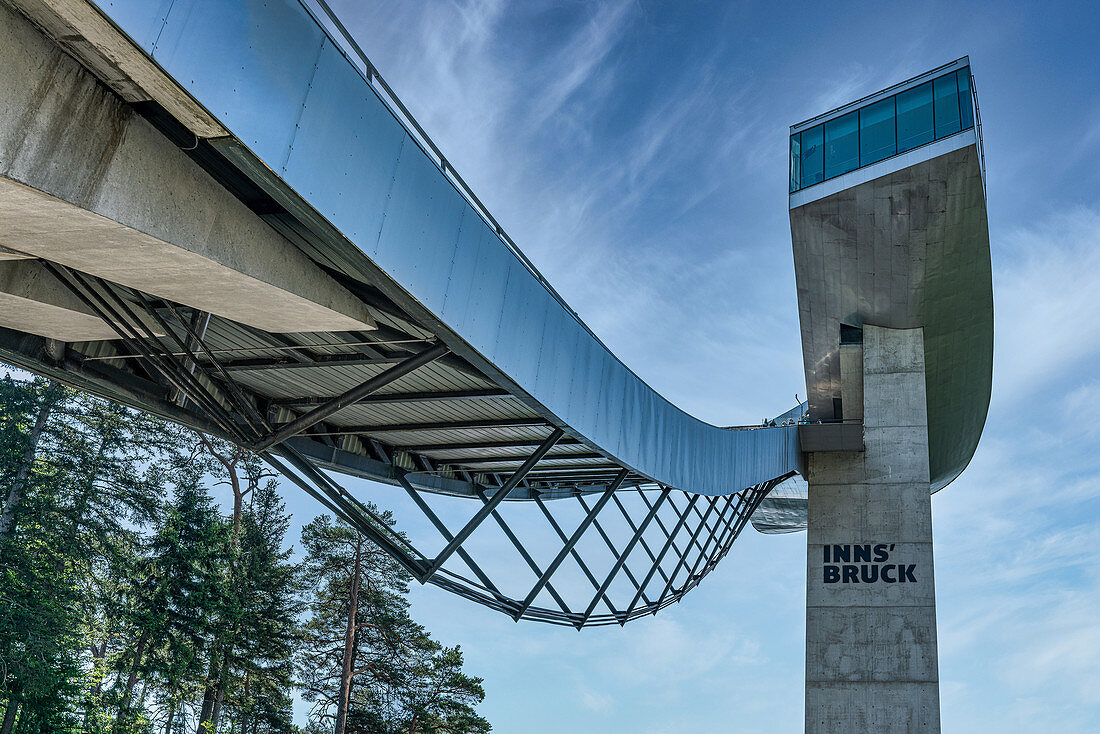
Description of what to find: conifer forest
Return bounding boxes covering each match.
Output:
[0,371,491,734]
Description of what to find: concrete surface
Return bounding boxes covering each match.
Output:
[805,325,940,734]
[789,143,992,490]
[0,0,375,334]
[9,0,228,138]
[0,259,164,340]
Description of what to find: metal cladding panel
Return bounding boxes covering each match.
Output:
[598,356,627,460]
[558,313,596,441]
[94,0,173,52]
[90,0,802,496]
[751,474,809,533]
[494,260,550,390]
[439,222,508,357]
[147,0,324,167]
[372,143,469,316]
[282,41,403,244]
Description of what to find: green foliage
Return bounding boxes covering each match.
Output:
[219,481,302,733]
[0,495,85,731]
[1,374,167,733]
[145,479,229,725]
[298,514,489,734]
[0,370,489,733]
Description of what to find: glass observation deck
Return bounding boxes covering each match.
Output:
[789,60,975,193]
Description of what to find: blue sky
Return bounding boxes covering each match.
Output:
[285,0,1098,730]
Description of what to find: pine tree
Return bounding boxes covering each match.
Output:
[298,513,490,734]
[0,375,63,546]
[184,433,277,734]
[0,375,67,732]
[56,392,168,732]
[142,477,229,734]
[0,470,85,733]
[225,480,302,734]
[298,513,410,733]
[398,642,489,734]
[1,369,491,733]
[0,374,170,732]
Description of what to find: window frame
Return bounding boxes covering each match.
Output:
[789,65,975,193]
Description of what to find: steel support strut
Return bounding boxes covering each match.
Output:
[625,494,699,616]
[253,342,450,450]
[395,472,515,612]
[424,428,565,579]
[31,264,786,627]
[518,469,629,618]
[580,488,671,624]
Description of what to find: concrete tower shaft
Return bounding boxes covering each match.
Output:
[805,326,939,733]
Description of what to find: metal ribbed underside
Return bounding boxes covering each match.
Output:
[0,264,793,626]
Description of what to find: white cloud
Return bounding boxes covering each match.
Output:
[990,206,1100,402]
[305,5,1100,732]
[525,0,635,130]
[579,688,614,712]
[593,616,765,686]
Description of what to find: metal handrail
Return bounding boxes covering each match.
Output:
[798,417,864,425]
[301,0,603,349]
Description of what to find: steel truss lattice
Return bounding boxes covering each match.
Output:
[37,265,787,628]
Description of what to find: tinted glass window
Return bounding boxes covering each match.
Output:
[790,64,975,193]
[859,97,896,166]
[896,82,934,153]
[790,134,801,193]
[933,73,961,138]
[957,69,974,129]
[800,124,824,188]
[824,111,859,179]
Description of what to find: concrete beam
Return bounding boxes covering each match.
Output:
[798,423,863,452]
[9,0,228,138]
[0,1,376,334]
[0,245,35,261]
[0,259,164,341]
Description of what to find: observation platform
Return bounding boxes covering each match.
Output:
[755,57,993,534]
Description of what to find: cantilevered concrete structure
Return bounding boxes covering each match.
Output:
[789,59,993,733]
[0,0,992,728]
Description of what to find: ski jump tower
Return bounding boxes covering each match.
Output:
[787,59,993,732]
[0,0,991,730]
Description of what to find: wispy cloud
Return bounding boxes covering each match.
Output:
[309,3,1100,732]
[597,616,764,685]
[989,207,1100,401]
[579,688,614,712]
[526,0,636,130]
[931,202,1100,727]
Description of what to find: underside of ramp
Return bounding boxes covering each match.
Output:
[0,0,801,626]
